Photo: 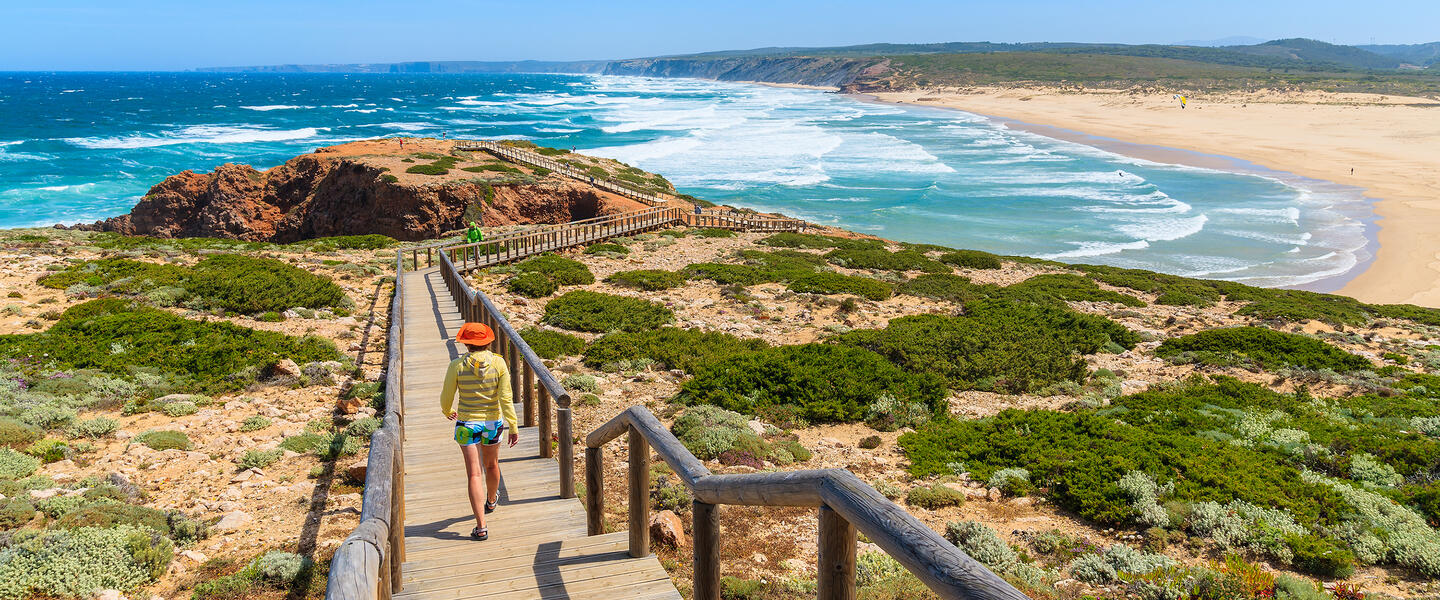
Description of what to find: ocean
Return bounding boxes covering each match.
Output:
[0,72,1373,289]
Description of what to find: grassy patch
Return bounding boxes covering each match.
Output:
[506,272,558,298]
[824,248,949,273]
[40,255,350,314]
[939,250,1003,270]
[583,243,630,256]
[514,254,594,285]
[1005,273,1145,307]
[787,272,894,301]
[758,232,885,251]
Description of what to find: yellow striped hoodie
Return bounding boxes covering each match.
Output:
[439,350,517,431]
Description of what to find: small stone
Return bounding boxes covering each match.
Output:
[180,550,208,563]
[750,552,768,565]
[214,511,253,531]
[273,359,301,377]
[986,487,1002,502]
[346,460,368,481]
[230,468,264,483]
[337,395,364,415]
[1009,496,1035,507]
[780,558,809,573]
[28,488,64,500]
[648,510,687,548]
[94,590,127,600]
[745,420,767,437]
[115,431,134,440]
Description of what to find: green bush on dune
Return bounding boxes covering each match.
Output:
[758,232,885,251]
[1004,273,1145,307]
[1156,327,1371,372]
[518,327,586,359]
[506,272,558,298]
[583,327,768,375]
[823,248,949,273]
[939,250,1003,270]
[678,343,946,424]
[541,291,673,333]
[787,272,894,301]
[682,263,775,286]
[604,269,685,291]
[835,299,1136,393]
[514,254,594,285]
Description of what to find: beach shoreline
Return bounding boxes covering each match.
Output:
[861,87,1440,307]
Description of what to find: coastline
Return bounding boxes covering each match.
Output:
[860,87,1440,307]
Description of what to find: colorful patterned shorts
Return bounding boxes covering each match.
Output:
[454,420,505,446]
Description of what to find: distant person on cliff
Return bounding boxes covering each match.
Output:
[441,322,519,542]
[465,222,483,264]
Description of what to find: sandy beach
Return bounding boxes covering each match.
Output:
[869,87,1440,307]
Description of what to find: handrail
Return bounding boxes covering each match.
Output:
[456,140,670,207]
[326,254,407,600]
[586,406,1030,600]
[436,248,576,498]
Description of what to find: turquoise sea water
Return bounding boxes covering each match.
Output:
[0,72,1372,288]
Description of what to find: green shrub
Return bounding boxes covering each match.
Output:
[344,416,382,439]
[939,250,1003,270]
[239,416,272,432]
[0,418,41,449]
[1274,574,1330,600]
[679,344,946,424]
[1155,327,1370,372]
[69,416,119,439]
[604,269,684,291]
[186,255,348,313]
[583,243,630,256]
[1077,264,1223,307]
[0,448,40,480]
[162,401,199,417]
[404,162,448,175]
[1286,533,1356,578]
[542,291,673,333]
[135,430,192,451]
[514,254,594,285]
[583,327,767,375]
[53,502,168,531]
[0,299,340,394]
[859,436,882,449]
[561,374,598,393]
[694,228,735,238]
[251,550,313,583]
[719,576,765,600]
[683,263,775,286]
[824,248,949,273]
[787,272,894,301]
[865,393,934,432]
[24,438,68,463]
[20,405,77,431]
[39,258,189,293]
[0,497,34,529]
[238,449,283,470]
[835,300,1136,393]
[279,433,327,454]
[0,526,173,599]
[506,272,558,298]
[759,232,884,251]
[517,327,585,359]
[896,274,1001,303]
[905,483,965,509]
[1005,274,1145,307]
[736,249,827,278]
[672,405,767,461]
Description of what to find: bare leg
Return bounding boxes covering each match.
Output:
[460,444,486,529]
[481,442,501,506]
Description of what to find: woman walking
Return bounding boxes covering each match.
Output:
[440,322,519,541]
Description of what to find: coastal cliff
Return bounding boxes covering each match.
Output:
[73,139,654,242]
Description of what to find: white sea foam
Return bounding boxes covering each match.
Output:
[240,104,313,111]
[1114,214,1209,242]
[65,125,321,149]
[373,122,434,131]
[1040,240,1151,259]
[1214,206,1301,224]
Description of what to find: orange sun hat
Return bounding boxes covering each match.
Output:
[456,322,495,346]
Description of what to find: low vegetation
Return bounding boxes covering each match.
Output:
[541,291,674,333]
[518,327,585,359]
[1156,327,1372,372]
[583,327,768,374]
[40,255,351,314]
[604,269,685,291]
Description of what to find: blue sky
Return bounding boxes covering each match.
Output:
[1,0,1436,70]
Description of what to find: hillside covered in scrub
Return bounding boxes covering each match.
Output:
[475,228,1440,599]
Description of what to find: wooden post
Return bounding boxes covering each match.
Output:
[818,505,857,600]
[538,387,553,458]
[390,444,405,594]
[523,363,535,430]
[377,541,392,600]
[559,406,575,499]
[628,426,650,558]
[585,445,604,534]
[693,501,720,600]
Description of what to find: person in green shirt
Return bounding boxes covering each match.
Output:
[463,222,484,264]
[440,321,518,541]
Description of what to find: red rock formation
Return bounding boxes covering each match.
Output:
[76,148,625,242]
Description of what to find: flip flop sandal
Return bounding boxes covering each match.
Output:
[485,499,497,514]
[471,527,488,541]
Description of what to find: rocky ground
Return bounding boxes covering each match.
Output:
[467,227,1440,599]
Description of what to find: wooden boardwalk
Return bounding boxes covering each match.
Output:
[393,267,681,600]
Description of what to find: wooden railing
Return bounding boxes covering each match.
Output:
[456,140,671,207]
[587,407,1030,600]
[326,254,407,600]
[435,249,576,499]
